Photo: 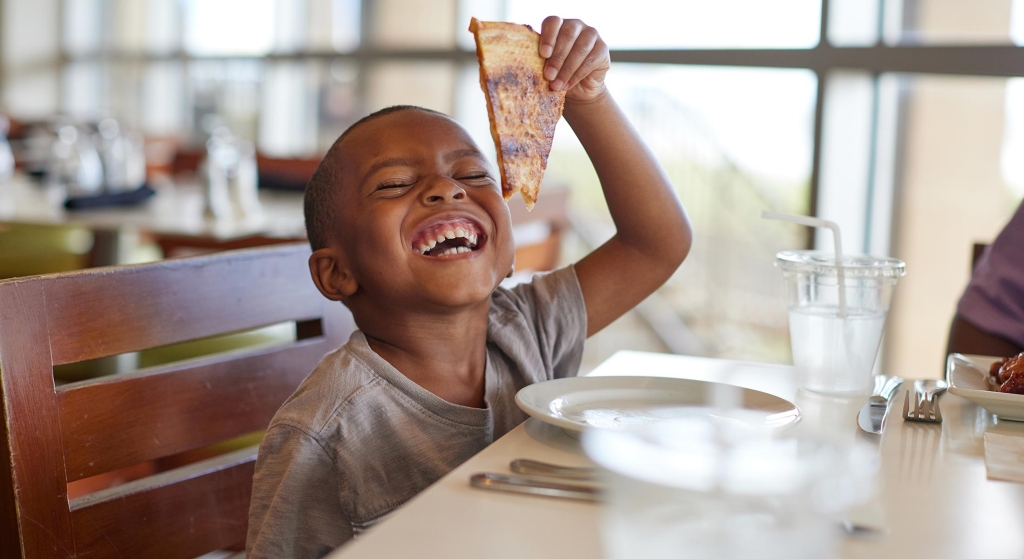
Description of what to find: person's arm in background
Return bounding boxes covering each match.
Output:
[947,314,1022,357]
[947,200,1024,361]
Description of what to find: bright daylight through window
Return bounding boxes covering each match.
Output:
[23,0,1024,373]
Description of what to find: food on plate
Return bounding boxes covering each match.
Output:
[1000,371,1024,394]
[469,17,566,210]
[990,352,1024,395]
[989,357,1009,379]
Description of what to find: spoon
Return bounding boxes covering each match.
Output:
[917,376,946,403]
[913,379,949,418]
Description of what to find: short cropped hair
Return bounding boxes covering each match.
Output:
[303,105,448,251]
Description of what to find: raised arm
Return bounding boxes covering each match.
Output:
[539,16,692,336]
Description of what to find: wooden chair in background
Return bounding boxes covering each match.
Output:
[972,242,989,270]
[0,244,354,558]
[507,186,571,273]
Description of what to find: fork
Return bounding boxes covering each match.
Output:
[903,379,948,423]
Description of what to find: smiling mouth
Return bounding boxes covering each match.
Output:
[411,218,485,257]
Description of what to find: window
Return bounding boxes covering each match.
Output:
[6,0,1023,376]
[505,0,822,49]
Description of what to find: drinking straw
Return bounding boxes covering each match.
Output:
[761,210,847,318]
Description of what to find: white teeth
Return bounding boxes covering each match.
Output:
[415,223,482,255]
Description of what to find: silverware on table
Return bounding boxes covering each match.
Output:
[904,379,949,424]
[509,459,599,480]
[468,471,884,536]
[469,472,601,502]
[857,375,904,435]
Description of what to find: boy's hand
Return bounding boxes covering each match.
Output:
[539,17,610,103]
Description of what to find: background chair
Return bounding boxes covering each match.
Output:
[0,222,94,278]
[507,186,570,274]
[0,243,354,558]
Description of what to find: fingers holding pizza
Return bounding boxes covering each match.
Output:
[539,17,610,102]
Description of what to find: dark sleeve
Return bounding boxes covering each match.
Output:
[957,202,1024,349]
[499,264,588,379]
[247,424,351,559]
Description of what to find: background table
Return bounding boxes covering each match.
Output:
[0,174,307,265]
[331,351,1024,559]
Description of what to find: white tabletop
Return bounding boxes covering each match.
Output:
[330,351,1024,559]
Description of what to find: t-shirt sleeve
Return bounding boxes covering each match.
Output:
[247,424,350,559]
[497,264,587,379]
[957,201,1024,348]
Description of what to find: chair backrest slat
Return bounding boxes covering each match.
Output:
[59,338,331,481]
[0,279,77,558]
[70,448,257,559]
[0,244,355,558]
[44,247,325,366]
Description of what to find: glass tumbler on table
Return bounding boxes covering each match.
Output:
[776,251,905,395]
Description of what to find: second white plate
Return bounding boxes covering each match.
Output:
[947,353,1024,421]
[515,375,801,435]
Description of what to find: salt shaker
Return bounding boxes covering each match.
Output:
[230,139,262,219]
[201,129,234,220]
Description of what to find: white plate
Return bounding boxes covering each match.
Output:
[947,353,1024,422]
[515,376,801,435]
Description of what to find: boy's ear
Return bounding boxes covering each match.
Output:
[308,247,358,301]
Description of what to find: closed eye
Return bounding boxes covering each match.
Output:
[375,181,414,194]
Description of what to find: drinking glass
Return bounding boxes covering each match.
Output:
[776,251,905,395]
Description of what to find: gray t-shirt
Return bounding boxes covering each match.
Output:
[246,265,587,559]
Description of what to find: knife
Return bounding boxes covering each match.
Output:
[857,375,904,435]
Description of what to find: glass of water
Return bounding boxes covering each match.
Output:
[776,251,905,395]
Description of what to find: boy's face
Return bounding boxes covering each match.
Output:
[329,110,515,311]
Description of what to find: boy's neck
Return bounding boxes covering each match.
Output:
[358,301,490,409]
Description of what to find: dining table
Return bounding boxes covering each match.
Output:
[329,350,1024,559]
[0,173,308,265]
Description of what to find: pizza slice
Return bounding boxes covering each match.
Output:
[469,17,566,210]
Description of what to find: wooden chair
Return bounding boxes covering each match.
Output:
[507,186,571,273]
[0,244,354,558]
[972,242,989,270]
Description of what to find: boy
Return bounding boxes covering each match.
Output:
[247,16,692,558]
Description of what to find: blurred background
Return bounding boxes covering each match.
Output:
[1,0,1022,380]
